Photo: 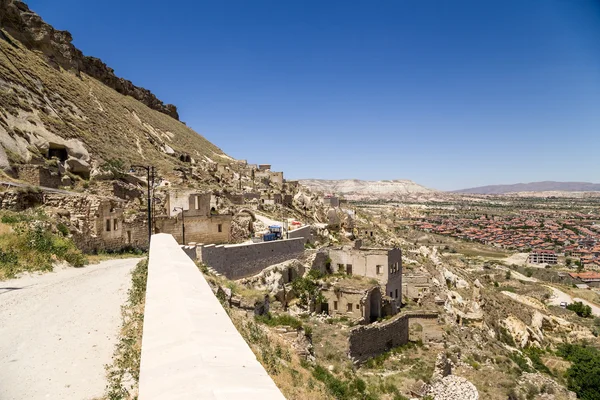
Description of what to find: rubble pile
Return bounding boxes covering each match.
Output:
[427,375,479,400]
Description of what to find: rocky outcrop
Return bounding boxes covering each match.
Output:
[0,0,179,120]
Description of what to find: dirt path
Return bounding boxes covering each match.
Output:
[0,258,141,400]
[545,285,600,317]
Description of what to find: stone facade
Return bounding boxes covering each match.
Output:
[194,238,305,280]
[327,246,403,305]
[402,274,432,301]
[157,190,232,244]
[319,285,382,323]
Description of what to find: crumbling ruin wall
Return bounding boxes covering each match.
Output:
[349,314,409,363]
[15,165,62,188]
[196,238,305,280]
[154,214,231,245]
[348,312,439,363]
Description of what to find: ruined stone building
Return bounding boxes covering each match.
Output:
[156,190,232,245]
[317,279,390,323]
[402,274,432,302]
[326,243,403,304]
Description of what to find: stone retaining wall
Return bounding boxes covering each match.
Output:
[195,238,305,280]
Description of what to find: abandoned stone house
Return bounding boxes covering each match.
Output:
[317,280,390,323]
[402,274,432,302]
[324,195,340,208]
[34,192,149,252]
[325,243,403,305]
[356,225,376,238]
[156,190,231,244]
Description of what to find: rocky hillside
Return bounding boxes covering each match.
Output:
[456,181,600,195]
[0,0,229,179]
[299,179,436,201]
[0,0,178,119]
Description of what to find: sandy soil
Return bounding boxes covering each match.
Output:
[0,258,141,400]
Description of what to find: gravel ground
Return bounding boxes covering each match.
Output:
[0,258,141,400]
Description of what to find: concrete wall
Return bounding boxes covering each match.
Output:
[348,312,439,363]
[197,238,305,280]
[139,234,284,400]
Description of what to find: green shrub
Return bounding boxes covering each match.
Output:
[0,221,87,278]
[556,343,600,400]
[57,223,70,237]
[255,313,303,330]
[567,302,592,318]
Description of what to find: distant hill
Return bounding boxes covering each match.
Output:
[455,181,600,195]
[299,179,436,201]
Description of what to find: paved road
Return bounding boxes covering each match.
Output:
[0,258,141,400]
[545,285,600,317]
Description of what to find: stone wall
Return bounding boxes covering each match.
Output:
[196,238,305,280]
[348,312,439,363]
[349,314,410,363]
[15,165,62,188]
[287,225,313,243]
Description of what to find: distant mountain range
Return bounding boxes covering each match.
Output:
[455,181,600,195]
[298,179,436,201]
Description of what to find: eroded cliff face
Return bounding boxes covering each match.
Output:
[0,0,179,120]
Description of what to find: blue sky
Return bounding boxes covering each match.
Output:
[26,0,600,190]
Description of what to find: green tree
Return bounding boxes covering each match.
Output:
[557,344,600,400]
[567,301,592,318]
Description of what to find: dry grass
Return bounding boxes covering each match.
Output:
[104,258,148,400]
[228,309,333,400]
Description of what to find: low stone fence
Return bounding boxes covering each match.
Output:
[348,312,440,363]
[193,238,305,280]
[139,233,284,400]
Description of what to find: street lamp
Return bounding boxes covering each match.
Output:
[173,206,185,245]
[130,165,156,244]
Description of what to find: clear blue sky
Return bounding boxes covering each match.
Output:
[26,0,600,190]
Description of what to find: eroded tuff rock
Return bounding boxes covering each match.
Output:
[0,0,179,120]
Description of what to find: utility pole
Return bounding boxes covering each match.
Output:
[131,165,155,246]
[173,206,185,244]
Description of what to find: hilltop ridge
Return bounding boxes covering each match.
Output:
[299,178,436,201]
[0,0,178,119]
[455,181,600,195]
[0,0,229,179]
